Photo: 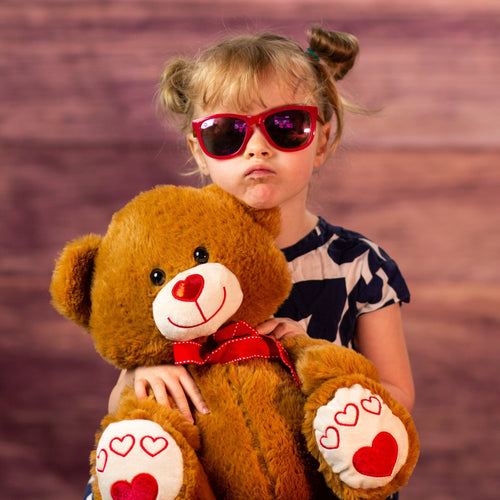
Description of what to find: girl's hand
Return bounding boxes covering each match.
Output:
[257,317,310,340]
[109,365,209,423]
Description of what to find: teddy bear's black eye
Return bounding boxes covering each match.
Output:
[193,246,209,264]
[150,268,166,286]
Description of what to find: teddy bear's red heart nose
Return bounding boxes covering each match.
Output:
[172,274,204,302]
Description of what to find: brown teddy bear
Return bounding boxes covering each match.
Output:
[50,184,419,500]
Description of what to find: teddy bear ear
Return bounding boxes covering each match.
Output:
[50,234,101,330]
[245,206,281,239]
[204,184,281,239]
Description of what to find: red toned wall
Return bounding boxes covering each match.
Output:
[1,2,498,498]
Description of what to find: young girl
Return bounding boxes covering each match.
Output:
[85,26,414,500]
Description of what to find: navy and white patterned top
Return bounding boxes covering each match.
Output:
[275,217,410,347]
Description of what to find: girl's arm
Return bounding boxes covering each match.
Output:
[108,365,209,422]
[354,303,415,411]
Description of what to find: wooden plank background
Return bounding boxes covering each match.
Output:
[1,1,499,498]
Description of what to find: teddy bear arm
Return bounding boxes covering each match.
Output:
[302,375,419,500]
[280,336,380,396]
[279,336,419,499]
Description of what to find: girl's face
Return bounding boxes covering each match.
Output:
[188,80,331,211]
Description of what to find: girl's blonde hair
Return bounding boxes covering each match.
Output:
[158,26,361,155]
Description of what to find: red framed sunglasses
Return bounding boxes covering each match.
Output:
[192,105,319,159]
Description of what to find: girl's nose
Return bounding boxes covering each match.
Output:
[244,126,273,158]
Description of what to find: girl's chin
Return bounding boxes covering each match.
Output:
[239,184,278,209]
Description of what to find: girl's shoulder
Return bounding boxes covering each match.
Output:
[281,217,385,264]
[282,217,411,307]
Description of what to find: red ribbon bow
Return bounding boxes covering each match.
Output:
[173,321,301,386]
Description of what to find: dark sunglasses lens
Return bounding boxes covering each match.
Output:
[264,109,312,149]
[200,117,246,157]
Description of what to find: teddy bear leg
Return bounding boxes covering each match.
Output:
[303,377,419,500]
[91,417,215,500]
[93,419,182,500]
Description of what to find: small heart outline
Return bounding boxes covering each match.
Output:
[110,434,135,457]
[361,396,382,415]
[140,435,169,457]
[334,403,359,427]
[319,426,340,450]
[96,448,108,473]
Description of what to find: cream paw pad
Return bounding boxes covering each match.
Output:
[313,384,409,489]
[95,419,183,500]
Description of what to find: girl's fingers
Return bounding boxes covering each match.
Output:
[134,378,149,401]
[180,374,210,416]
[255,318,279,335]
[167,382,195,423]
[148,378,171,407]
[256,317,309,340]
[133,366,209,423]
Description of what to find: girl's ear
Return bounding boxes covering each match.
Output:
[50,234,101,329]
[314,122,331,169]
[187,134,210,176]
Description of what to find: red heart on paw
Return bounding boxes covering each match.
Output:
[111,473,158,500]
[353,432,398,478]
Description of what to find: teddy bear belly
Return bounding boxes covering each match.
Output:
[190,361,327,499]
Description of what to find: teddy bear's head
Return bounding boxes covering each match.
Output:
[50,184,292,369]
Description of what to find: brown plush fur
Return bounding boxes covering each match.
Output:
[51,184,418,500]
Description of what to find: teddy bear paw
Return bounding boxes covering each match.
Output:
[313,384,409,490]
[95,419,184,500]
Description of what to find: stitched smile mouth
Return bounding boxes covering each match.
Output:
[167,288,227,329]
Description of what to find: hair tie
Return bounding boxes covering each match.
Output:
[305,47,320,62]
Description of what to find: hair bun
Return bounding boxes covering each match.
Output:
[157,59,194,117]
[308,26,359,80]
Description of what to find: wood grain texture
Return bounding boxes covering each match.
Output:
[1,2,499,499]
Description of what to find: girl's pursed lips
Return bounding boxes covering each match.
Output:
[244,165,276,177]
